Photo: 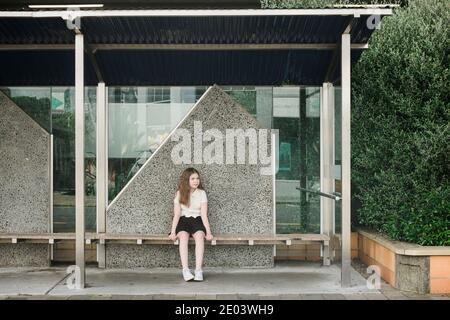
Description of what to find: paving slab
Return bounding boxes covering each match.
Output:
[46,262,374,297]
[363,293,388,300]
[1,261,447,300]
[0,267,67,296]
[344,294,368,300]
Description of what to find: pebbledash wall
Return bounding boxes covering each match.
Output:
[0,90,51,266]
[106,85,274,268]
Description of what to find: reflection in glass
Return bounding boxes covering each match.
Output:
[107,86,207,202]
[51,87,97,232]
[1,87,51,132]
[273,87,301,233]
[223,86,257,116]
[273,87,321,234]
[334,87,342,234]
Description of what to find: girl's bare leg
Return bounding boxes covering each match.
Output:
[193,231,206,270]
[177,231,190,269]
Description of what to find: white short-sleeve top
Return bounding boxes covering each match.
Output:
[174,188,208,218]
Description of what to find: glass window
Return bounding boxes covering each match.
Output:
[1,87,51,132]
[107,86,204,202]
[224,87,257,116]
[273,87,301,233]
[273,87,321,234]
[334,86,342,234]
[51,87,97,233]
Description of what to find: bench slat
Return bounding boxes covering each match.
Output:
[0,233,330,245]
[0,233,98,240]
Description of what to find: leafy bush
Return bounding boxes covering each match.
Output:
[262,0,449,245]
[352,0,450,245]
[261,0,405,9]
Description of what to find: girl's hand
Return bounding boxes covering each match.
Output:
[205,233,214,241]
[168,232,177,242]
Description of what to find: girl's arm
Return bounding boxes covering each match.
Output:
[200,202,213,237]
[170,202,181,236]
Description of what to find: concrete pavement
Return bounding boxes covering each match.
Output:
[0,261,449,300]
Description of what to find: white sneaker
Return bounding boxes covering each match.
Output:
[194,269,203,281]
[182,268,194,281]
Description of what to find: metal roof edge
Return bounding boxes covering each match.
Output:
[0,8,394,18]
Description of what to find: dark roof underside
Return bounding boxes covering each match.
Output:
[0,14,383,86]
[0,49,364,86]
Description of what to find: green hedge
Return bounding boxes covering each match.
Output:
[261,0,405,8]
[351,0,450,245]
[261,0,450,245]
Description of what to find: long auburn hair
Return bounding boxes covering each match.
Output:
[177,167,204,207]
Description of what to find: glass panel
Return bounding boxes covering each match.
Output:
[302,87,321,233]
[223,86,257,117]
[255,87,273,129]
[108,86,206,202]
[273,87,301,233]
[1,87,51,132]
[334,86,342,234]
[52,87,74,233]
[52,87,97,233]
[85,87,97,232]
[223,86,273,129]
[274,87,321,234]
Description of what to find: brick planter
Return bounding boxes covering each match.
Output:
[356,228,450,294]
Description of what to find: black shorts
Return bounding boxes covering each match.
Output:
[175,216,206,236]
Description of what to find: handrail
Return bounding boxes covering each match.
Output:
[296,187,341,201]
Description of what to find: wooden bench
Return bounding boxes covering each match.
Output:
[99,233,329,245]
[0,233,331,265]
[0,233,99,244]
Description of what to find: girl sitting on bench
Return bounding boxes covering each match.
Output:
[169,167,214,281]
